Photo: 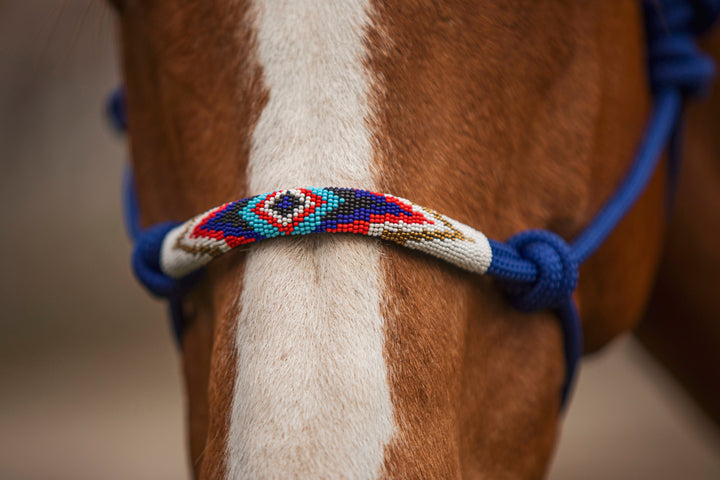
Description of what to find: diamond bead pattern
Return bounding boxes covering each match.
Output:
[159,187,492,279]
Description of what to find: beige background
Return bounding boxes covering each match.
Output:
[1,1,719,478]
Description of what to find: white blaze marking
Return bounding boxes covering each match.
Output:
[227,1,395,478]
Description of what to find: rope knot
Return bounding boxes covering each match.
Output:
[502,230,578,312]
[645,0,720,96]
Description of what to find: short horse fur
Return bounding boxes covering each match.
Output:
[112,0,720,477]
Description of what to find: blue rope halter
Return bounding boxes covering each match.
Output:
[109,0,719,408]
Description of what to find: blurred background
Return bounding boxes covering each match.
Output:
[1,1,719,479]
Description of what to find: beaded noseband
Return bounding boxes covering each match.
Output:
[111,0,720,407]
[137,187,494,288]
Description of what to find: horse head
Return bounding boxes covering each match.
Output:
[108,0,717,477]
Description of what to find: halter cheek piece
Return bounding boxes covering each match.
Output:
[110,0,720,408]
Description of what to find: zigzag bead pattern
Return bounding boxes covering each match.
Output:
[160,187,493,279]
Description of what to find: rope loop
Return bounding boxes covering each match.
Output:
[500,230,579,312]
[645,0,720,96]
[131,222,180,298]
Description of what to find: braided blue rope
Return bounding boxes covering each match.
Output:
[486,0,718,402]
[110,90,189,340]
[110,0,719,408]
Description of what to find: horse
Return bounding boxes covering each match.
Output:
[108,0,720,477]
